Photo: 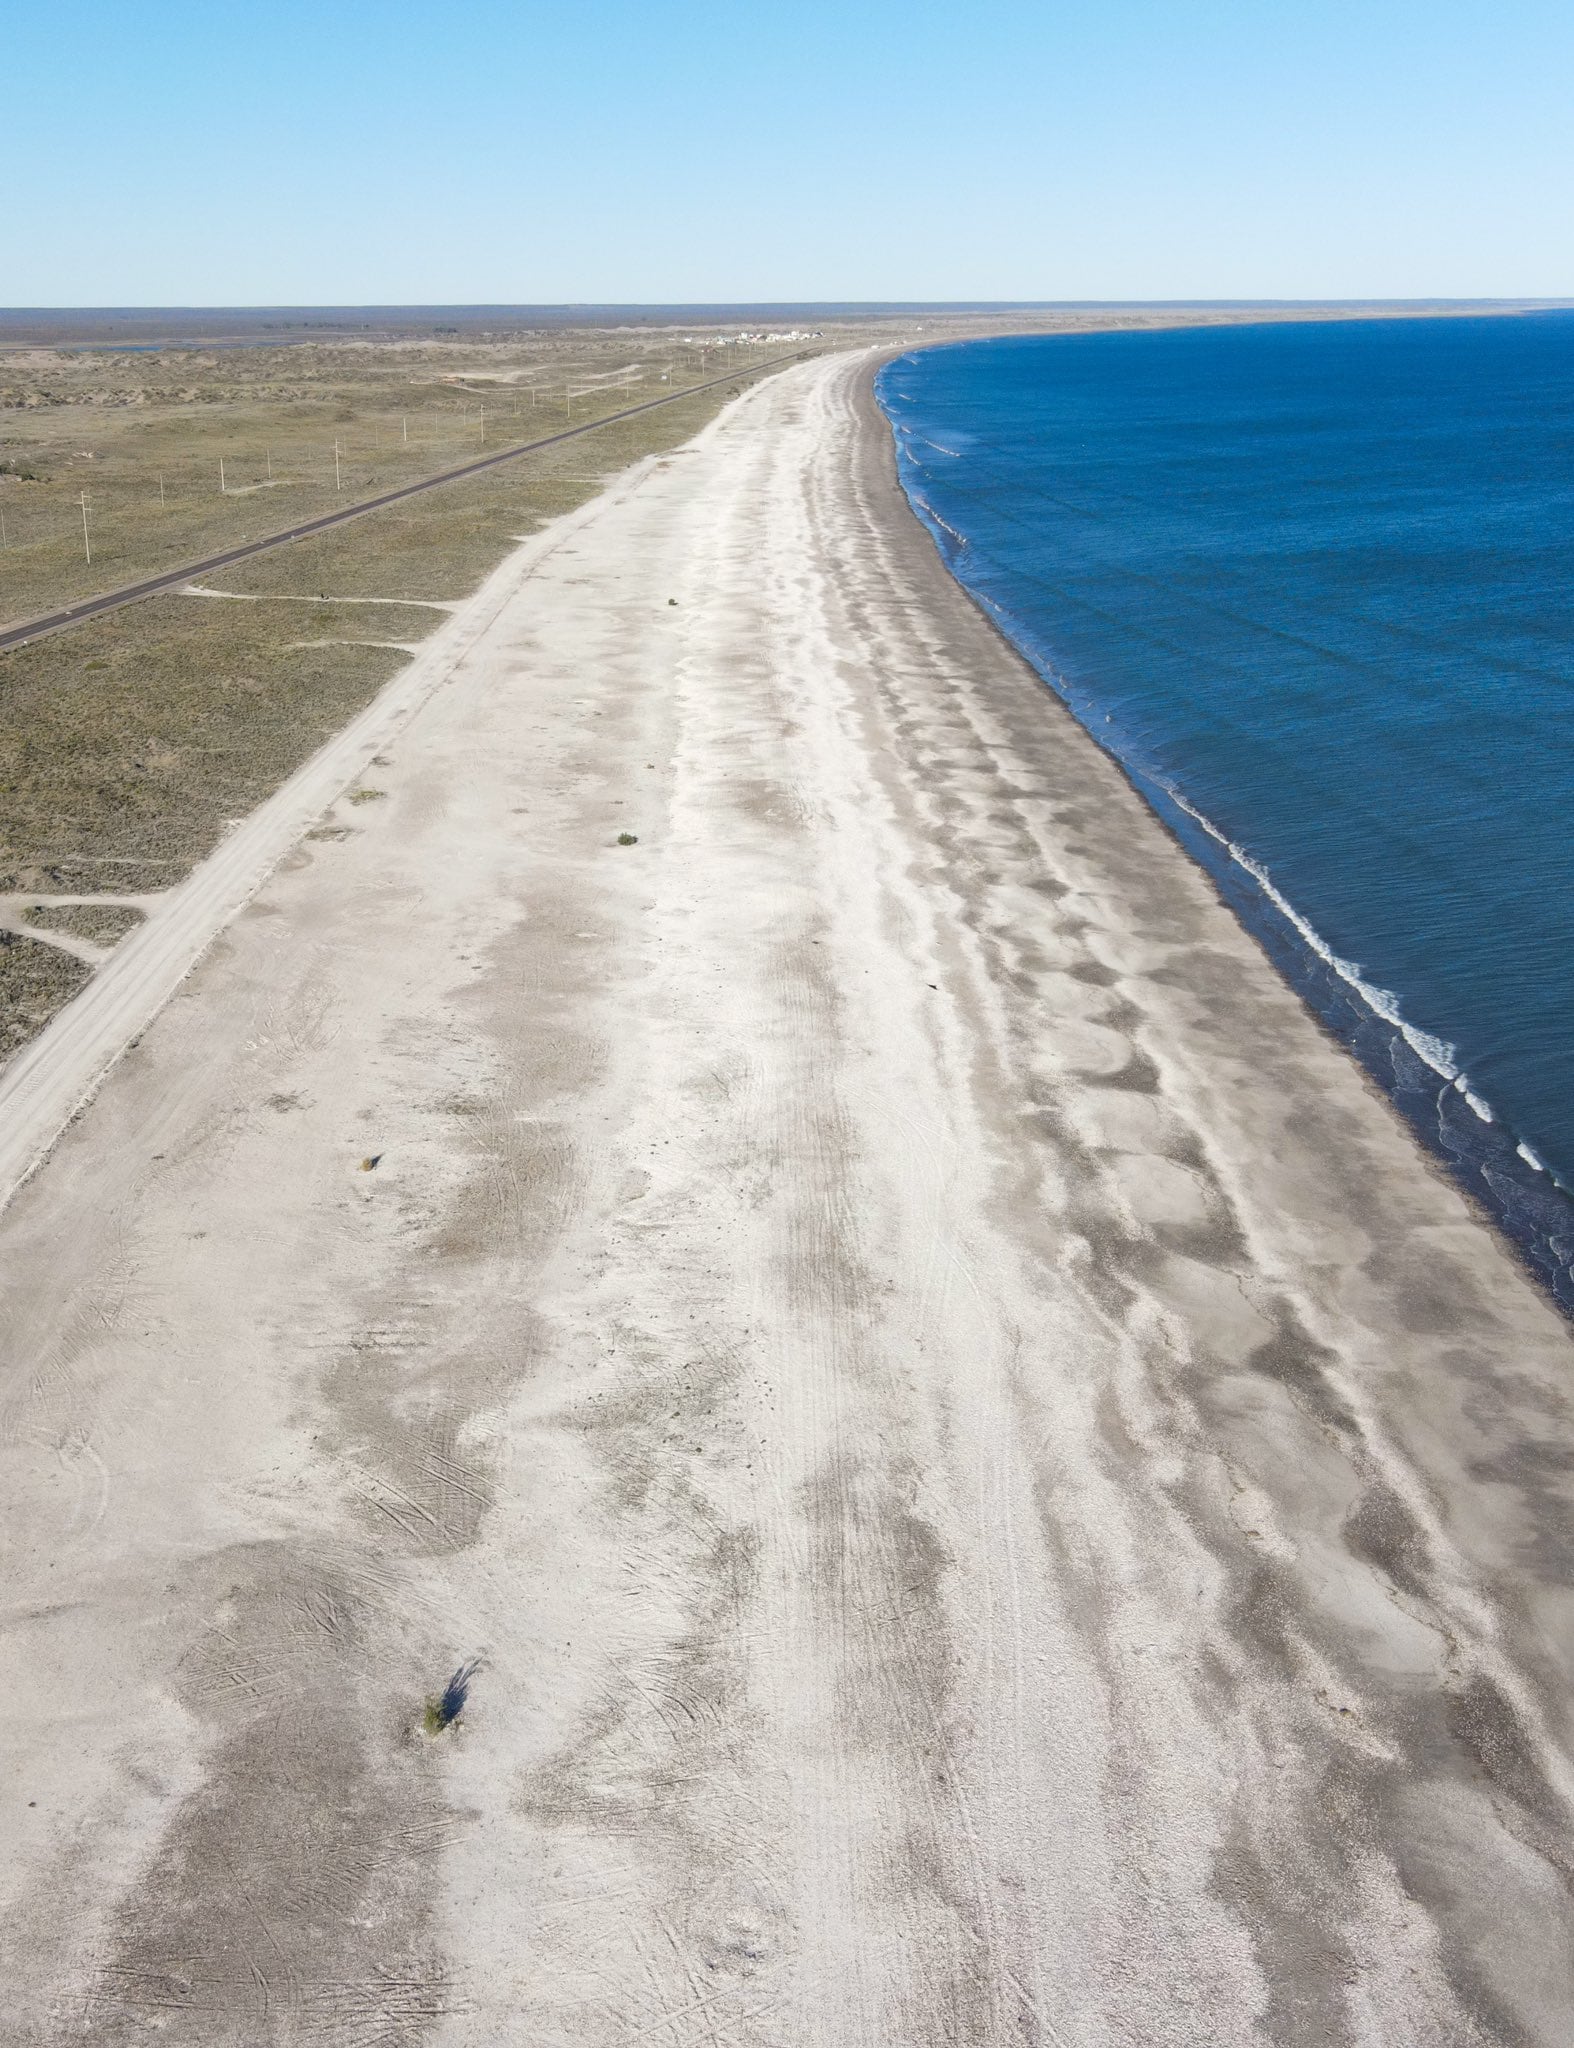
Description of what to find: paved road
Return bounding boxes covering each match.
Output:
[0,350,807,653]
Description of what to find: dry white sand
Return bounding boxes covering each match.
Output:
[3,351,1574,2045]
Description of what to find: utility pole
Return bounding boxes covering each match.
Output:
[219,457,226,495]
[402,415,408,443]
[334,440,341,491]
[266,447,273,479]
[158,473,166,509]
[78,491,92,565]
[1,509,8,549]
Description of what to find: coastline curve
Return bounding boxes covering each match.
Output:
[875,334,1574,1314]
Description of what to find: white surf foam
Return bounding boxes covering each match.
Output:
[908,491,970,549]
[1453,1077,1496,1123]
[1155,782,1488,1103]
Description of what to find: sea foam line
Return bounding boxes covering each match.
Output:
[1154,781,1486,1098]
[908,491,970,549]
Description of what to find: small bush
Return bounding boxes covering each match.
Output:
[422,1658,479,1736]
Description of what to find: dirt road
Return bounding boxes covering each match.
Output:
[3,351,1573,2045]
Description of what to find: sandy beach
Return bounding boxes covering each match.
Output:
[4,347,1574,2044]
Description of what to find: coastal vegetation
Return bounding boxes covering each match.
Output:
[0,329,785,625]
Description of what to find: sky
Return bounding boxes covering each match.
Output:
[6,0,1572,305]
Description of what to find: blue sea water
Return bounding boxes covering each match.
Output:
[877,316,1574,1308]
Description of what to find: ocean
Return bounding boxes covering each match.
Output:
[877,315,1574,1309]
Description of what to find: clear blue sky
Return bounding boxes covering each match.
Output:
[7,0,1572,304]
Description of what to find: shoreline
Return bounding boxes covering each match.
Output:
[846,345,1567,1333]
[3,350,1574,2039]
[871,337,1574,1316]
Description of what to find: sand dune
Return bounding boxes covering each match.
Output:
[2,350,1572,2045]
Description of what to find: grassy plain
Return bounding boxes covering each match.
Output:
[0,934,90,1059]
[0,329,788,625]
[23,901,144,944]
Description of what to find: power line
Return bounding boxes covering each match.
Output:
[0,349,812,654]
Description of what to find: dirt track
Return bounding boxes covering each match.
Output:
[3,351,1574,2045]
